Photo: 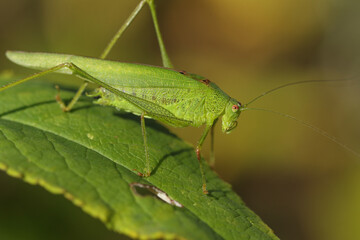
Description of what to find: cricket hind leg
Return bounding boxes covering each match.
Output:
[0,62,116,110]
[56,0,173,111]
[56,0,149,112]
[147,0,173,68]
[100,0,147,59]
[98,0,172,65]
[209,119,218,167]
[0,63,82,102]
[0,63,84,112]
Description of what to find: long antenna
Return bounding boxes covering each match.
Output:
[241,107,360,158]
[245,77,357,107]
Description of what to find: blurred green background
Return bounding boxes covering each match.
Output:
[0,0,360,239]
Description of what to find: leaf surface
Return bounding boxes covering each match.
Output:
[0,79,279,240]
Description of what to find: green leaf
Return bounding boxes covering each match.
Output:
[0,79,279,240]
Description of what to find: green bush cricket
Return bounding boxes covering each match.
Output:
[1,0,359,195]
[1,0,229,194]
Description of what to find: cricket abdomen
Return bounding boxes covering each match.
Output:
[94,84,230,128]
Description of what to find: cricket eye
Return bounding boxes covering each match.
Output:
[232,104,239,112]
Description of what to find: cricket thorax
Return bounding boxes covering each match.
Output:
[222,99,241,133]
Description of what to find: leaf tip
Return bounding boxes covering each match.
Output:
[0,162,8,171]
[6,168,23,178]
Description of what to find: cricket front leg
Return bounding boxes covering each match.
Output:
[196,124,213,194]
[209,119,218,167]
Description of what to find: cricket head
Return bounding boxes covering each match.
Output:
[222,98,243,134]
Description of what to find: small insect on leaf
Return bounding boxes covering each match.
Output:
[130,182,183,208]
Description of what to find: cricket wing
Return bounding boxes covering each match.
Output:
[6,51,206,90]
